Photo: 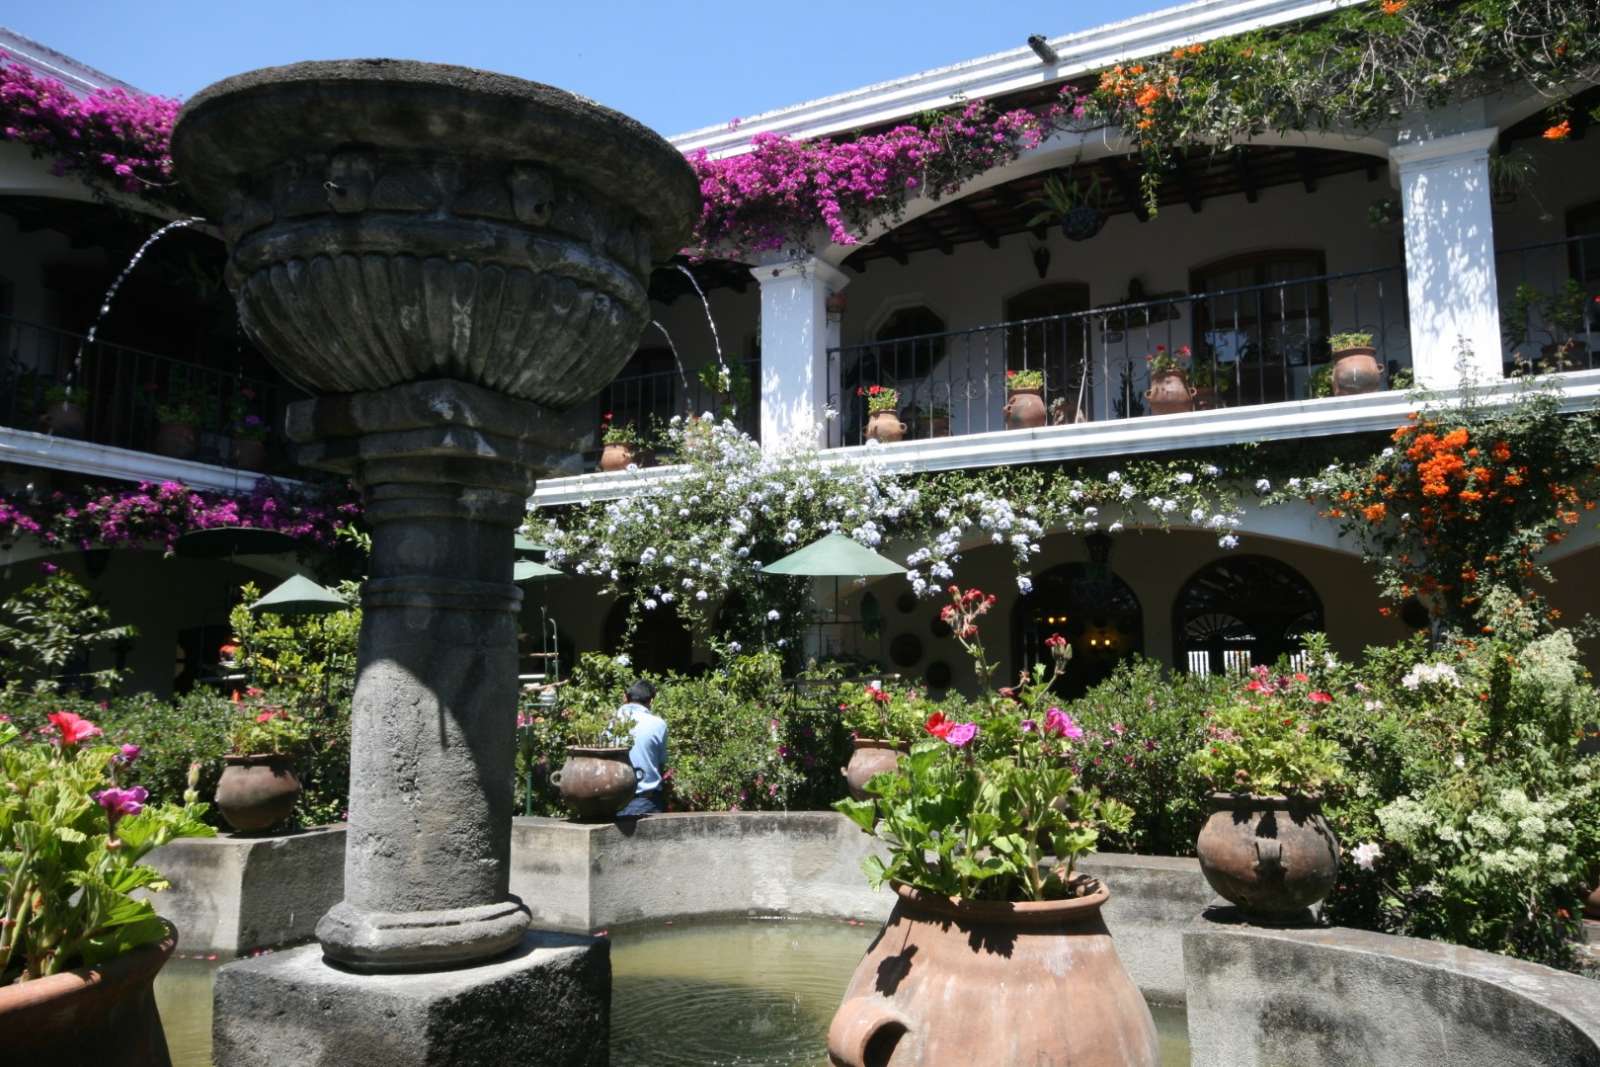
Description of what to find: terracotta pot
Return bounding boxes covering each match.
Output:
[842,738,906,802]
[231,436,268,470]
[1192,385,1220,411]
[599,442,638,471]
[827,882,1157,1066]
[1195,793,1340,921]
[1003,388,1046,429]
[927,415,950,438]
[1331,348,1382,395]
[215,754,302,833]
[152,422,198,459]
[865,410,906,444]
[1145,370,1196,415]
[46,401,86,438]
[0,920,176,1067]
[551,745,641,821]
[1586,882,1600,922]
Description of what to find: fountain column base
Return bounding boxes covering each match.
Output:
[211,930,610,1067]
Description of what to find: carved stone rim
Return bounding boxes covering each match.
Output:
[173,58,698,257]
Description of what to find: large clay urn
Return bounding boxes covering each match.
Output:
[551,745,641,821]
[1145,370,1196,415]
[0,921,176,1067]
[153,422,198,458]
[173,59,697,971]
[1003,388,1046,429]
[1195,793,1340,921]
[842,738,905,802]
[827,881,1158,1066]
[214,753,302,833]
[1331,347,1382,395]
[46,401,87,438]
[865,410,906,444]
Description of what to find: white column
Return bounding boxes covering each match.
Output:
[1390,128,1503,389]
[752,257,849,449]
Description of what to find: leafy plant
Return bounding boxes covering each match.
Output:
[1329,332,1373,352]
[225,691,312,756]
[0,710,213,982]
[1184,666,1345,795]
[1308,364,1334,398]
[1506,281,1594,371]
[856,384,898,414]
[1025,171,1105,227]
[599,411,644,447]
[1005,368,1044,390]
[836,585,1132,902]
[0,569,135,696]
[836,681,933,742]
[1145,343,1192,376]
[154,383,206,427]
[1188,358,1232,393]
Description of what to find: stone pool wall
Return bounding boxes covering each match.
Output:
[1184,920,1600,1066]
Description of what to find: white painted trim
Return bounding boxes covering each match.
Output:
[531,371,1600,507]
[672,0,1366,157]
[0,427,307,494]
[0,28,144,96]
[1389,127,1498,169]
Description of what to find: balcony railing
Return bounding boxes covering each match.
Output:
[596,356,762,447]
[1496,233,1600,374]
[0,314,306,475]
[825,266,1411,448]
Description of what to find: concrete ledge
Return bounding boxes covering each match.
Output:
[1184,919,1600,1067]
[509,812,892,931]
[1079,852,1219,1005]
[147,825,345,956]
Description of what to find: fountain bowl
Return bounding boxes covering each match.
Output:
[172,59,698,407]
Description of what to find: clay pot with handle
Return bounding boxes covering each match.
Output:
[1003,389,1046,429]
[552,745,641,821]
[599,442,638,471]
[1195,792,1340,922]
[1331,346,1382,395]
[1145,370,1196,415]
[842,738,906,802]
[827,880,1158,1066]
[215,754,302,833]
[865,410,906,444]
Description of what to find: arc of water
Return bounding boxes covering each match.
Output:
[73,216,207,384]
[673,264,732,421]
[649,320,691,397]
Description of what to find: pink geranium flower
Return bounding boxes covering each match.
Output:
[944,722,978,748]
[96,785,148,819]
[1043,707,1084,740]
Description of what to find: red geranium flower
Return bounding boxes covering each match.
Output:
[924,711,954,739]
[47,710,102,746]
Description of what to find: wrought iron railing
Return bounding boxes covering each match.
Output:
[0,314,306,474]
[1495,232,1600,375]
[595,356,762,447]
[825,266,1411,447]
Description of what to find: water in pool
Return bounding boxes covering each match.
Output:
[155,919,1189,1065]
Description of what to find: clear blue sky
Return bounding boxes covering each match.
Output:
[6,0,1175,137]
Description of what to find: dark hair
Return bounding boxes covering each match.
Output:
[626,679,656,706]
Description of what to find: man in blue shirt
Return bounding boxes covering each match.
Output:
[616,679,668,817]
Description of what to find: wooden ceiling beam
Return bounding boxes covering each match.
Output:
[954,203,1000,249]
[876,234,910,266]
[1234,150,1260,204]
[1171,152,1203,214]
[1105,157,1150,222]
[1295,150,1319,194]
[993,184,1047,240]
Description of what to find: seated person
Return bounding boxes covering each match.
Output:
[616,679,667,816]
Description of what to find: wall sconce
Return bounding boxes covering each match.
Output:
[1030,244,1051,280]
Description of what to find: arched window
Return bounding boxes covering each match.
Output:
[1190,250,1328,406]
[843,304,947,442]
[1173,555,1323,676]
[1012,562,1144,698]
[1005,283,1091,423]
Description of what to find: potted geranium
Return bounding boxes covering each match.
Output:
[550,703,640,821]
[1144,344,1196,415]
[1185,665,1345,922]
[830,586,1157,1065]
[598,412,645,471]
[42,383,88,438]
[1189,357,1232,410]
[0,711,213,1065]
[153,386,204,459]
[214,689,310,833]
[1003,368,1046,428]
[229,387,270,470]
[835,681,928,801]
[858,385,905,443]
[1327,331,1382,395]
[1506,281,1592,373]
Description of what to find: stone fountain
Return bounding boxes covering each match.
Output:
[172,59,696,1064]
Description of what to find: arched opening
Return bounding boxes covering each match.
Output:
[1173,555,1324,676]
[843,304,946,442]
[1012,562,1143,698]
[1189,249,1329,407]
[602,598,693,676]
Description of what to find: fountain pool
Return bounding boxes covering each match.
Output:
[155,918,1190,1065]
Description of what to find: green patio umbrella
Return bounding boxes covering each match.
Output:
[514,534,551,556]
[760,532,905,578]
[513,558,563,583]
[249,573,348,615]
